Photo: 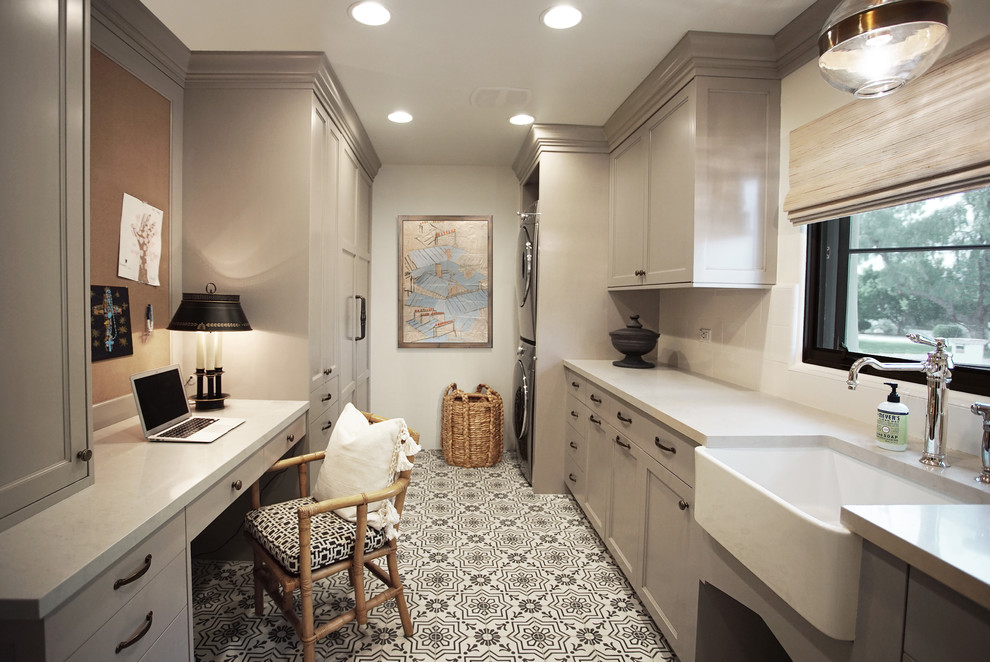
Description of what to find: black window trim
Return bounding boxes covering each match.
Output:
[803,219,990,397]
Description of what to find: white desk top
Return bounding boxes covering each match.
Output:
[0,399,307,620]
[564,360,990,611]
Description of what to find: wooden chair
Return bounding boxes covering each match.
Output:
[244,412,417,662]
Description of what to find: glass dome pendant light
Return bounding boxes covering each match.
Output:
[818,0,950,99]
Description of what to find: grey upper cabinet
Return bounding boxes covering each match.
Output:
[0,0,92,531]
[183,53,379,445]
[606,33,781,290]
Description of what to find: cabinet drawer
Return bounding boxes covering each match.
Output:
[267,414,307,466]
[563,453,586,504]
[585,383,609,415]
[186,442,274,538]
[645,420,696,487]
[565,394,588,438]
[67,550,186,662]
[565,371,585,400]
[565,427,586,472]
[46,513,185,662]
[610,400,696,486]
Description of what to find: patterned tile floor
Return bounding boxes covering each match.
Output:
[192,449,679,661]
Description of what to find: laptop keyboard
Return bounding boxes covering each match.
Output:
[159,417,218,439]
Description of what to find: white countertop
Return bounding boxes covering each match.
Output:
[0,399,307,620]
[564,360,990,610]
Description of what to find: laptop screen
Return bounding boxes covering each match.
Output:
[131,365,190,433]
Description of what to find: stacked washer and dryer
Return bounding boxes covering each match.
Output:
[513,204,539,485]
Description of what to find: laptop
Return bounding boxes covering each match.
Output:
[130,364,244,442]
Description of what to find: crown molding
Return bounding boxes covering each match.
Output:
[512,124,608,182]
[91,0,191,87]
[186,52,382,178]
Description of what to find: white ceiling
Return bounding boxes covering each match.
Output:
[140,0,819,167]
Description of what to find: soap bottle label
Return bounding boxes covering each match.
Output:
[876,411,907,448]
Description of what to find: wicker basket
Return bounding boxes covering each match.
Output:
[440,383,504,467]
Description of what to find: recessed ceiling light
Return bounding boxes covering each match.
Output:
[510,114,535,126]
[349,1,390,26]
[388,110,413,123]
[541,5,582,29]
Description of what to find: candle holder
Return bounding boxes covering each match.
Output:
[192,367,230,411]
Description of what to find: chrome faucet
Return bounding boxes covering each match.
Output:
[971,403,990,484]
[846,334,954,467]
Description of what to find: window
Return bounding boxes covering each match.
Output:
[804,186,990,396]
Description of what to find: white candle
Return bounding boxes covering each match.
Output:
[196,332,206,370]
[214,332,223,368]
[205,332,216,371]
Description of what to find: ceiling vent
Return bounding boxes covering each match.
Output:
[470,87,532,109]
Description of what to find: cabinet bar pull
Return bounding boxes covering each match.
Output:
[321,393,332,402]
[323,367,333,375]
[678,499,690,511]
[571,381,580,388]
[615,436,631,449]
[617,412,632,424]
[655,437,676,454]
[115,611,153,654]
[590,394,602,404]
[570,410,579,418]
[113,554,152,590]
[589,414,602,426]
[568,473,577,482]
[322,421,333,431]
[569,441,578,449]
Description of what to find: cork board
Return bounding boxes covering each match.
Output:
[90,48,171,403]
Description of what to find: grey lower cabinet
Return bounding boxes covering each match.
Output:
[563,369,699,662]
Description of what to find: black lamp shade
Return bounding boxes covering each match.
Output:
[167,292,252,332]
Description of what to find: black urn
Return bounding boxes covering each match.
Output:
[609,315,660,369]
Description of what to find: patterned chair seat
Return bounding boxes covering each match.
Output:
[245,497,388,575]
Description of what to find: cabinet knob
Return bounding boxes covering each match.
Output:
[635,269,646,277]
[678,499,690,511]
[76,448,93,462]
[286,433,295,443]
[231,479,243,491]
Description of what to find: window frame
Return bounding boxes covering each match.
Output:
[803,219,990,397]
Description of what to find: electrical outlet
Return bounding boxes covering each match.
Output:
[698,327,712,343]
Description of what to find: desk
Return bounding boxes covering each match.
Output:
[0,399,308,661]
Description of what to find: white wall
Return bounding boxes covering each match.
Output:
[369,165,520,450]
[656,7,990,458]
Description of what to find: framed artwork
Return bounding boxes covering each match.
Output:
[398,215,493,348]
[90,285,134,361]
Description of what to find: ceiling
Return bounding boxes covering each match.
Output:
[140,0,819,167]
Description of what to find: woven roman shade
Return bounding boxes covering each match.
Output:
[784,35,990,226]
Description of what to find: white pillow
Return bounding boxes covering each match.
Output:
[312,403,407,533]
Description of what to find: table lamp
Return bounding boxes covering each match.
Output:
[167,283,251,410]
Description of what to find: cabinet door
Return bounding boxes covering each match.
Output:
[584,413,611,537]
[308,101,339,391]
[0,0,91,529]
[646,87,695,285]
[606,431,645,581]
[608,130,649,287]
[640,454,697,662]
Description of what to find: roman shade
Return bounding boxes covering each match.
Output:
[784,34,990,225]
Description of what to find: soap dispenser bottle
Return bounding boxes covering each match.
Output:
[876,382,909,451]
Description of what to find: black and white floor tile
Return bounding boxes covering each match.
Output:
[192,449,679,661]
